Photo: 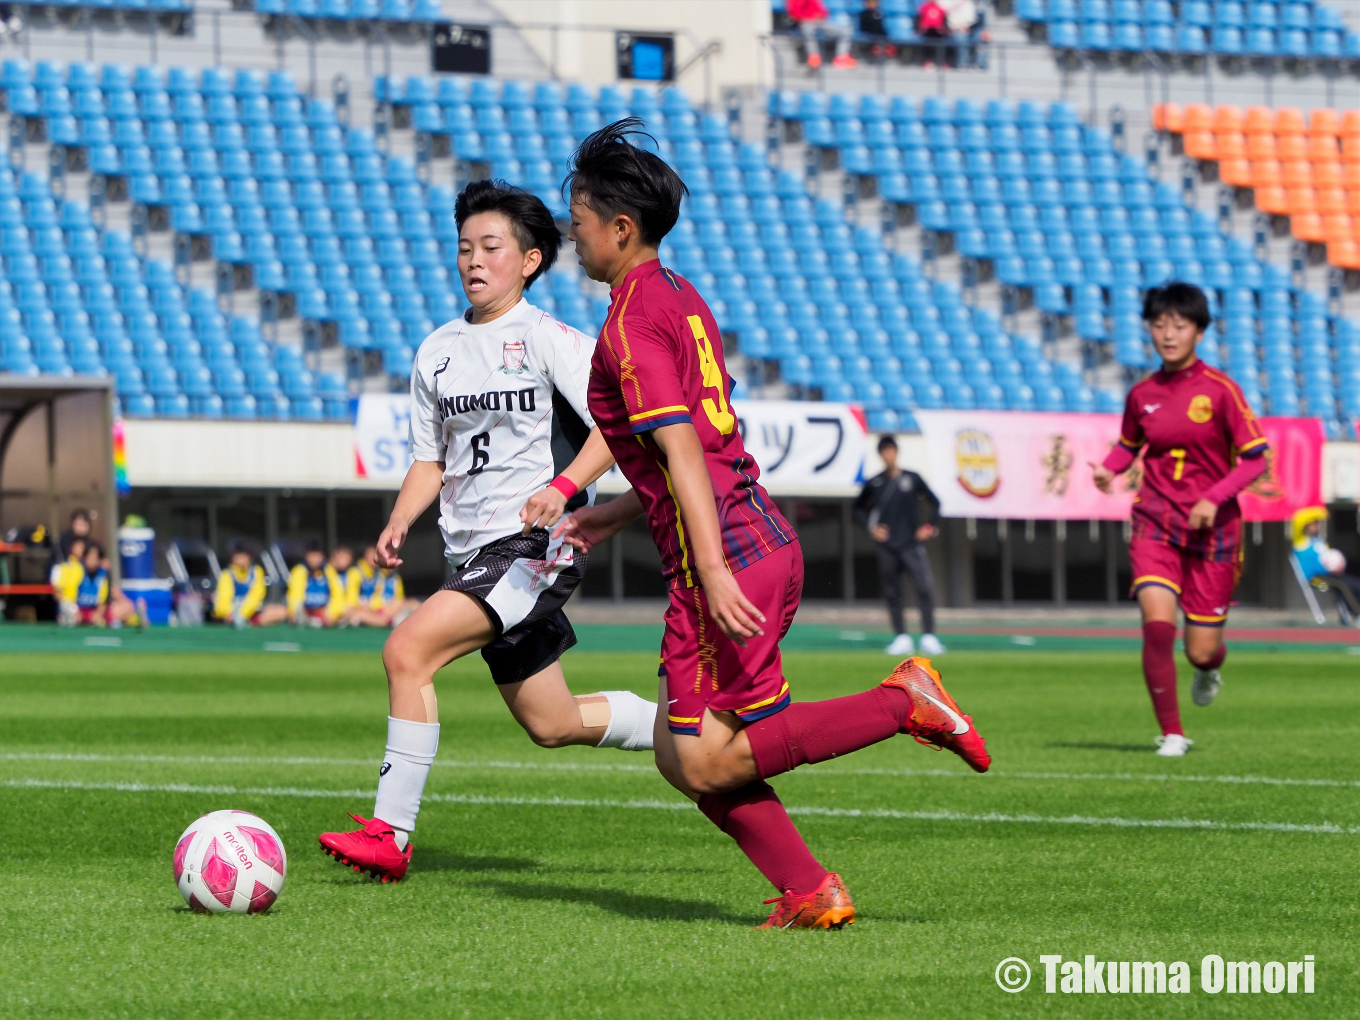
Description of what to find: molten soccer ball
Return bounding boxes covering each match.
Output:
[1321,548,1347,575]
[174,810,287,914]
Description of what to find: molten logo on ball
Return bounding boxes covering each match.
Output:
[174,810,287,914]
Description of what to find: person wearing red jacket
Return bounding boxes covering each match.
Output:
[788,0,856,68]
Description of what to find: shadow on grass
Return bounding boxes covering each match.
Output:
[1047,741,1154,753]
[480,879,751,925]
[416,851,542,874]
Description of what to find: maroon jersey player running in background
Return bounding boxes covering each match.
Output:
[1092,283,1269,757]
[552,119,991,928]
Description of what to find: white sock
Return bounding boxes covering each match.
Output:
[372,716,440,838]
[595,691,657,751]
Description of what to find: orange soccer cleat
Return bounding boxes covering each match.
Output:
[882,656,991,773]
[757,872,856,930]
[318,813,412,882]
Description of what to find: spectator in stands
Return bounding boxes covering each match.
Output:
[788,0,857,70]
[857,0,897,59]
[854,435,946,657]
[1293,507,1360,619]
[286,540,347,627]
[942,0,984,66]
[916,0,951,67]
[213,544,288,628]
[342,544,420,628]
[57,508,93,562]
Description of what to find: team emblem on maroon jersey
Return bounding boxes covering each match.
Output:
[502,340,526,374]
[1187,394,1214,423]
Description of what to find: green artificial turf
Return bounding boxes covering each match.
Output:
[2,645,1357,1018]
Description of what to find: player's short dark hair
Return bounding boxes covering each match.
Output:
[565,117,689,246]
[453,179,560,290]
[70,508,91,524]
[1142,282,1211,331]
[84,540,103,559]
[877,434,898,453]
[305,539,326,555]
[228,541,254,558]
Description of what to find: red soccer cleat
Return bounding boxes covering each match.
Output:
[757,872,856,930]
[318,813,412,882]
[882,656,991,773]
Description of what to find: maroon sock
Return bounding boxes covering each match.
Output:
[1190,643,1227,671]
[1142,621,1183,736]
[697,781,827,894]
[744,686,910,780]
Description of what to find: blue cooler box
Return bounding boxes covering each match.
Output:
[119,526,156,580]
[123,578,174,625]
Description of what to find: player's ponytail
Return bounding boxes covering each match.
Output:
[564,117,689,245]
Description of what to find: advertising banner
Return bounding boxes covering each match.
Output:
[352,395,868,496]
[916,410,1324,522]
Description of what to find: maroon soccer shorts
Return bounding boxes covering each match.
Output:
[1129,537,1242,626]
[662,540,803,735]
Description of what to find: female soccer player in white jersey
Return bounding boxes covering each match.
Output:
[319,180,655,881]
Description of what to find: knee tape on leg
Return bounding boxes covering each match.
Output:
[420,683,438,724]
[578,697,611,730]
[594,691,657,751]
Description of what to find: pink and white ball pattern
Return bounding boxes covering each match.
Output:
[174,810,287,914]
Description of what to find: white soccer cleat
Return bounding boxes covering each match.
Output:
[1154,733,1193,757]
[885,633,914,656]
[1191,667,1222,706]
[918,633,947,656]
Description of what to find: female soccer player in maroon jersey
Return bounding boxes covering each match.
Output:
[1091,283,1269,757]
[552,120,991,928]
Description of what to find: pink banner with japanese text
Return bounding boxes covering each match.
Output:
[915,410,1323,522]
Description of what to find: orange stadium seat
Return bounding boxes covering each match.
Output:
[1244,106,1276,135]
[1287,187,1317,215]
[1274,107,1306,135]
[1219,158,1254,186]
[1342,135,1360,163]
[1316,188,1347,215]
[1312,161,1343,189]
[1343,162,1360,189]
[1277,133,1308,162]
[1281,160,1313,188]
[1183,104,1214,133]
[1328,239,1360,269]
[1153,103,1184,133]
[1213,105,1244,134]
[1255,185,1290,214]
[1291,213,1326,242]
[1345,189,1360,217]
[1184,131,1217,159]
[1309,109,1340,138]
[1246,133,1278,161]
[1309,134,1340,161]
[1341,110,1360,139]
[1251,159,1283,187]
[1322,214,1354,243]
[1216,132,1247,160]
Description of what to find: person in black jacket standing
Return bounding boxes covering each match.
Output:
[853,435,946,657]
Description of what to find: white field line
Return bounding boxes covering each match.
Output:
[4,777,1358,836]
[3,751,1360,791]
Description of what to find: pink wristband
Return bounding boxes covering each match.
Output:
[547,476,579,500]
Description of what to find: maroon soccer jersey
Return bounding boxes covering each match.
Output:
[1114,360,1268,556]
[588,259,793,590]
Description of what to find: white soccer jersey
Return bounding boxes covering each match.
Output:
[409,297,597,565]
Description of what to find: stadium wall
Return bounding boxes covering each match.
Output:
[495,0,772,97]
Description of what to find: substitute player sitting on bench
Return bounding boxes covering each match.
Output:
[286,541,348,626]
[342,544,418,628]
[213,544,289,627]
[1293,506,1360,622]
